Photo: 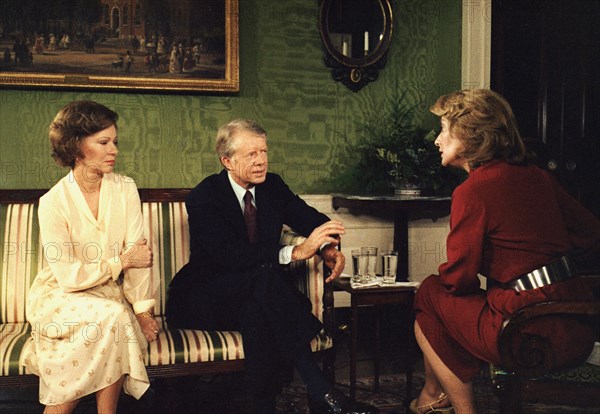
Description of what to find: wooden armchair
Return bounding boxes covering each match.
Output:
[491,276,600,413]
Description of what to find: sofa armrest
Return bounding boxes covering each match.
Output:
[279,229,335,336]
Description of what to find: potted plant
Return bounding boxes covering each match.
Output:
[374,128,438,196]
[321,89,461,196]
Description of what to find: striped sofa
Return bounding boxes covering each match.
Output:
[0,189,335,389]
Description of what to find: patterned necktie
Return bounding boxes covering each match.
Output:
[243,190,258,244]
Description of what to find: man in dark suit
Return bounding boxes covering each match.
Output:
[166,120,376,414]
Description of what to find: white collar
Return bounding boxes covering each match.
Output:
[227,172,256,211]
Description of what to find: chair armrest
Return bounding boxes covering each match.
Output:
[498,300,600,377]
[504,301,600,324]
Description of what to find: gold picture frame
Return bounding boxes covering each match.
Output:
[0,0,239,93]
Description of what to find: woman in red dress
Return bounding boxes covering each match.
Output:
[410,89,600,414]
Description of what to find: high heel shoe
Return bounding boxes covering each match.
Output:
[409,392,455,414]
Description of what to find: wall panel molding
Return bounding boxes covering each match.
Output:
[461,0,491,89]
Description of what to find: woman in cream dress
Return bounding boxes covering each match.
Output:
[22,101,159,414]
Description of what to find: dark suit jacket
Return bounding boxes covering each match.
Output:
[167,170,330,328]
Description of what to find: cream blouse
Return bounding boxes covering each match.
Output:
[35,171,154,313]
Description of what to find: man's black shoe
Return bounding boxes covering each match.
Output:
[307,388,378,414]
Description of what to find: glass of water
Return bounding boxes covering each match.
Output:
[381,251,398,284]
[351,249,367,283]
[361,247,378,281]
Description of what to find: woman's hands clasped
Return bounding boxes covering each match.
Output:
[136,312,160,342]
[120,239,153,270]
[121,239,158,341]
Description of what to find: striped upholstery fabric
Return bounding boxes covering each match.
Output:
[1,204,43,377]
[1,201,332,379]
[1,323,31,377]
[142,202,190,317]
[0,204,43,324]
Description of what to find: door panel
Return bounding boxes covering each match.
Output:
[491,0,600,218]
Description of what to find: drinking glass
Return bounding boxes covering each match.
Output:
[351,249,368,283]
[381,251,398,284]
[361,247,378,281]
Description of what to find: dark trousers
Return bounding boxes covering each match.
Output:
[166,265,322,397]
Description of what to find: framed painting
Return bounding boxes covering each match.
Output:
[0,0,239,93]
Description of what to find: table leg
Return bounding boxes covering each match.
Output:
[374,307,380,392]
[350,298,358,401]
[405,307,415,403]
[393,210,409,281]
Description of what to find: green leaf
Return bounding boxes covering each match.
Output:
[313,88,464,195]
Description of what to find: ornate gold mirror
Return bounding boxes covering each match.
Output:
[318,0,393,92]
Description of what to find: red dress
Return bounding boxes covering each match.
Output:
[414,161,600,381]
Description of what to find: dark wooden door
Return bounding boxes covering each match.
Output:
[491,0,600,218]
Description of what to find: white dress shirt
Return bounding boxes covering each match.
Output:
[227,173,294,264]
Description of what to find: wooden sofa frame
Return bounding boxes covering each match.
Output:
[0,188,336,390]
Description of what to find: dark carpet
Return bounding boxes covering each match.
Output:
[2,373,599,413]
[275,374,599,414]
[276,374,499,414]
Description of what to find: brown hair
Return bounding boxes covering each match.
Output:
[49,100,119,168]
[430,89,526,169]
[215,119,267,160]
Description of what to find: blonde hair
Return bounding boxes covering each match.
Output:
[215,119,267,159]
[430,89,526,169]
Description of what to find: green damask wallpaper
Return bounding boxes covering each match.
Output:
[0,0,461,192]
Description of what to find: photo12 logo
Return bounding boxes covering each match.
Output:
[28,321,141,344]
